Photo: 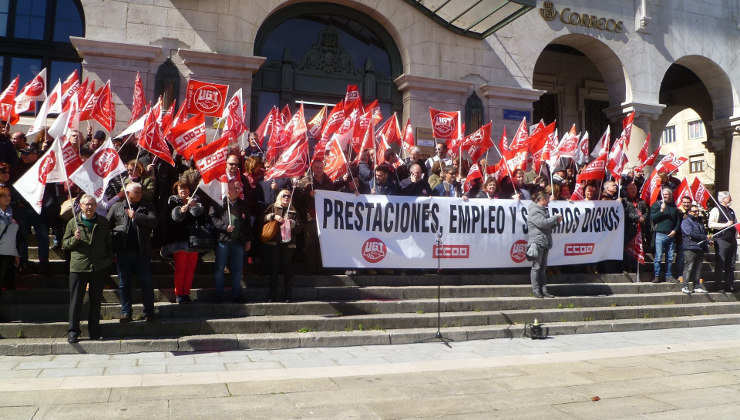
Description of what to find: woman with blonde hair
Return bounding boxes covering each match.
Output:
[263,188,299,302]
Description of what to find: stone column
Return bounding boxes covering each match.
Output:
[605,102,665,167]
[710,117,740,199]
[70,37,161,132]
[394,74,471,153]
[178,49,265,125]
[479,84,544,159]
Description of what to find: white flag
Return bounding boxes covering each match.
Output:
[27,80,63,136]
[198,178,227,207]
[69,138,126,200]
[12,138,67,214]
[48,109,70,140]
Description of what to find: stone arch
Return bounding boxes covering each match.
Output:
[254,0,411,74]
[536,33,631,106]
[672,55,737,123]
[252,1,404,126]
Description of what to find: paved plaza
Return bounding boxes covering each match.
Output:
[2,325,740,418]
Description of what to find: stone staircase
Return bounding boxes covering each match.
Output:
[1,238,740,355]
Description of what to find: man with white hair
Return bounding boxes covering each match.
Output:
[107,182,158,322]
[405,147,428,179]
[708,191,737,292]
[63,194,113,343]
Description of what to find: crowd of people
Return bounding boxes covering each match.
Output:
[0,121,735,343]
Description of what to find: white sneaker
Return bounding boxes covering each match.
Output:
[681,287,692,295]
[694,287,708,294]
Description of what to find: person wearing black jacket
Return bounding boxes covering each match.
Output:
[681,204,711,294]
[107,182,158,322]
[209,179,252,303]
[399,164,431,197]
[708,191,737,292]
[650,187,682,283]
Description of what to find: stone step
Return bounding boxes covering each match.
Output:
[0,282,690,305]
[3,300,740,339]
[2,291,738,322]
[10,271,647,290]
[4,313,740,355]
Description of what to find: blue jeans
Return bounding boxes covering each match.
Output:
[653,232,675,278]
[214,241,244,299]
[116,251,154,316]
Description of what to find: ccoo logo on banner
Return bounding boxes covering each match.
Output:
[316,191,624,269]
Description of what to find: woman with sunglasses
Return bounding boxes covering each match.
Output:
[122,160,155,205]
[263,189,299,302]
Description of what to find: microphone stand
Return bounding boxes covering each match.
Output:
[420,213,453,347]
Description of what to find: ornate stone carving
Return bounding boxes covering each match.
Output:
[298,27,356,74]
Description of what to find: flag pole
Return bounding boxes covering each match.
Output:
[58,138,79,230]
[699,222,738,245]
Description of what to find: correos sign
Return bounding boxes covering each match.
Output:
[540,1,624,33]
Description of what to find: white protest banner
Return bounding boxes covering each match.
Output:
[315,191,624,269]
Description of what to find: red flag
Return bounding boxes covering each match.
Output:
[320,101,344,144]
[508,117,529,150]
[352,110,373,154]
[625,223,645,264]
[488,161,507,183]
[445,122,464,160]
[280,104,291,125]
[367,100,382,125]
[307,105,327,139]
[220,88,246,143]
[265,135,309,180]
[377,113,402,147]
[498,126,509,154]
[570,182,584,201]
[552,123,579,162]
[461,121,493,163]
[503,145,528,173]
[463,163,483,194]
[169,113,206,159]
[78,81,100,121]
[344,85,361,104]
[529,121,556,173]
[401,118,415,154]
[637,133,649,164]
[185,79,229,116]
[60,138,83,175]
[577,153,607,182]
[323,137,348,181]
[673,178,693,203]
[0,76,19,123]
[193,135,230,184]
[334,106,359,151]
[691,177,711,208]
[164,100,186,139]
[91,81,116,133]
[620,112,635,147]
[254,106,277,145]
[641,171,662,205]
[267,103,307,163]
[637,142,660,171]
[654,153,688,174]
[606,131,629,179]
[429,108,461,140]
[60,69,79,110]
[139,107,175,166]
[129,72,145,124]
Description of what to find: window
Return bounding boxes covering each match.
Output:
[688,120,703,140]
[662,126,676,144]
[0,0,83,91]
[689,154,704,173]
[253,3,402,130]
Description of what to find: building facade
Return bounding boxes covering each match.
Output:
[2,0,738,198]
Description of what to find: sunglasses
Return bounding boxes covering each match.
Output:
[0,169,8,174]
[227,162,240,166]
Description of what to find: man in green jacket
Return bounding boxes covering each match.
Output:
[63,194,113,343]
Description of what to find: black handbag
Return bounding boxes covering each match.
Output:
[187,220,217,251]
